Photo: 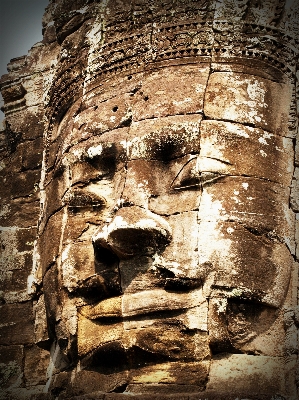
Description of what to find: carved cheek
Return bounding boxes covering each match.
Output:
[196,178,293,307]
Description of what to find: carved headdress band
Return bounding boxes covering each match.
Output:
[45,0,299,140]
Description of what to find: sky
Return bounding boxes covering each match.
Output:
[0,0,49,77]
[0,0,49,118]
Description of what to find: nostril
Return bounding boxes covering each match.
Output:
[74,274,109,302]
[93,243,122,297]
[93,206,172,259]
[94,244,119,267]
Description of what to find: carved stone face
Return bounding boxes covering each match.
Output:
[40,64,294,375]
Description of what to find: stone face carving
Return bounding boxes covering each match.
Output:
[40,62,294,386]
[0,0,298,399]
[41,13,297,399]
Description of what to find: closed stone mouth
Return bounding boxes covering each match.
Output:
[79,287,205,320]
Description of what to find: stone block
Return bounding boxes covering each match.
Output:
[204,72,291,135]
[162,212,200,280]
[16,227,37,253]
[126,383,199,394]
[0,168,12,198]
[0,255,33,300]
[70,159,104,187]
[10,170,40,198]
[121,288,205,317]
[22,74,44,109]
[199,175,294,246]
[42,24,57,44]
[48,371,71,398]
[6,107,44,141]
[43,266,60,335]
[52,0,88,28]
[77,314,123,358]
[104,0,133,27]
[43,169,68,221]
[296,215,299,261]
[290,167,299,212]
[0,227,35,301]
[66,394,105,400]
[128,115,201,161]
[284,260,299,308]
[38,209,64,274]
[205,354,286,396]
[189,393,276,400]
[200,120,293,187]
[30,394,53,400]
[66,369,128,396]
[0,345,23,389]
[284,310,298,356]
[105,394,188,400]
[0,303,34,345]
[1,84,26,103]
[123,156,201,214]
[24,345,49,387]
[149,189,200,215]
[129,324,210,362]
[2,386,46,400]
[235,307,286,357]
[212,298,286,356]
[59,240,96,291]
[207,298,233,354]
[57,13,91,45]
[295,136,299,167]
[130,361,209,386]
[0,199,40,228]
[44,136,62,172]
[131,64,210,120]
[0,247,32,276]
[71,93,132,139]
[197,220,292,309]
[0,227,22,270]
[33,295,49,345]
[14,138,43,171]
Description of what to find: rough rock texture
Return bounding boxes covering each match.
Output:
[0,1,299,399]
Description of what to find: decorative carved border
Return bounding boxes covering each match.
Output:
[44,17,299,164]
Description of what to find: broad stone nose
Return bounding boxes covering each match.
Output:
[92,206,172,258]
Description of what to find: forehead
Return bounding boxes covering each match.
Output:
[54,65,291,170]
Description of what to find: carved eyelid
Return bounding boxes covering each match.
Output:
[171,157,225,190]
[63,188,106,209]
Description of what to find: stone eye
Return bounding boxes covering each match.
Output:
[85,142,124,175]
[171,158,224,190]
[63,189,106,212]
[172,158,201,189]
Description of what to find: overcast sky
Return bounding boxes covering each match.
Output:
[0,0,49,119]
[0,0,49,77]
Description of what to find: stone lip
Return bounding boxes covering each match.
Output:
[79,287,205,320]
[78,279,284,322]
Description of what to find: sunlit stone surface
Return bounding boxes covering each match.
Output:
[0,1,299,399]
